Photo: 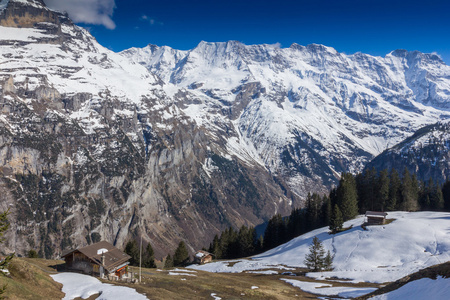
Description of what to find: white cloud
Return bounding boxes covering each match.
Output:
[44,0,116,29]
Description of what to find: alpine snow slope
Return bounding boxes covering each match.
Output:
[190,211,450,284]
[122,41,450,197]
[0,0,294,258]
[1,0,450,258]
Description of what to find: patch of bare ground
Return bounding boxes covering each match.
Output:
[106,268,314,299]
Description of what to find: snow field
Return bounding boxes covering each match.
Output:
[281,278,377,298]
[369,276,450,300]
[50,273,148,300]
[190,212,450,284]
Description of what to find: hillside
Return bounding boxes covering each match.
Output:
[0,258,64,299]
[190,211,450,284]
[0,0,294,258]
[0,0,450,259]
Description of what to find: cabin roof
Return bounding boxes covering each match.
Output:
[365,211,388,218]
[62,241,131,272]
[195,250,213,258]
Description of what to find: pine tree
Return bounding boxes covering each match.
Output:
[208,234,222,259]
[430,181,444,210]
[304,236,326,272]
[237,226,256,258]
[142,242,156,268]
[220,227,238,258]
[164,254,174,269]
[323,250,334,271]
[411,174,420,209]
[442,180,450,211]
[376,169,390,211]
[27,249,39,258]
[387,169,401,211]
[0,209,14,298]
[324,195,332,227]
[357,168,377,212]
[263,214,286,250]
[287,207,305,239]
[173,241,189,267]
[401,168,420,211]
[336,173,358,221]
[305,193,321,230]
[329,204,343,233]
[124,239,139,266]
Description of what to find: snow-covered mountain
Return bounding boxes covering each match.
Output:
[0,0,293,258]
[0,0,450,258]
[122,41,450,196]
[366,121,450,183]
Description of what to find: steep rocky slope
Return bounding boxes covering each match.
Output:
[122,41,450,197]
[0,0,449,259]
[366,121,450,183]
[0,0,293,258]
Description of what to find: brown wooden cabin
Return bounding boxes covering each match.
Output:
[61,241,131,279]
[194,250,213,264]
[365,211,388,225]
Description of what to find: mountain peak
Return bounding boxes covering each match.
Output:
[2,0,48,10]
[0,0,65,28]
[389,49,444,64]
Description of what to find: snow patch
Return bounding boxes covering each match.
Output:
[369,276,450,300]
[50,273,147,300]
[281,278,376,298]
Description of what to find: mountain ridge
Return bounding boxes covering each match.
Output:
[0,0,449,259]
[366,120,450,183]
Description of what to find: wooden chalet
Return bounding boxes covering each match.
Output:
[365,211,388,225]
[194,250,213,264]
[61,241,131,279]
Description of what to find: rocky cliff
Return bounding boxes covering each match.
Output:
[0,0,449,258]
[366,121,450,183]
[0,0,293,258]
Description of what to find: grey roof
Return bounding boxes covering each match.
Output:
[62,241,131,272]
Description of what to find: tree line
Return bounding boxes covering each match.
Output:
[124,239,190,269]
[209,168,450,259]
[124,167,450,265]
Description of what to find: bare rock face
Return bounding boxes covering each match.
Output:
[0,0,59,28]
[0,0,295,258]
[0,0,449,260]
[366,122,450,183]
[2,75,15,93]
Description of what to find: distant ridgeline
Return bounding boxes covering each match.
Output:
[208,168,450,260]
[366,122,450,184]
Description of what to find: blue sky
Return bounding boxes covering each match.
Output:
[45,0,450,64]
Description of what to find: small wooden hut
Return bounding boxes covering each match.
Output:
[194,250,213,264]
[61,241,131,279]
[365,211,388,225]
